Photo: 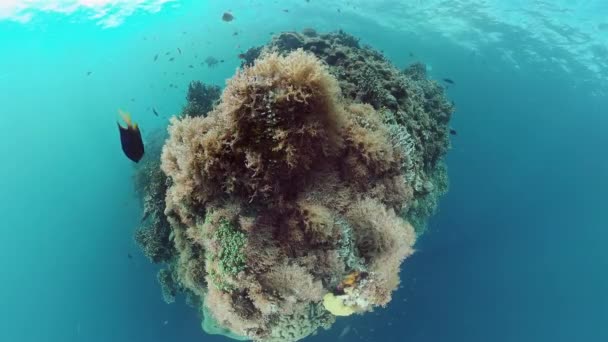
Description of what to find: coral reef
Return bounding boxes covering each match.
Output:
[133,30,453,341]
[133,129,175,263]
[158,268,180,304]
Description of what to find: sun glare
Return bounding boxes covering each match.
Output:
[0,0,175,27]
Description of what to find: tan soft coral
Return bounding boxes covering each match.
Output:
[342,103,399,174]
[259,262,325,306]
[340,103,412,210]
[205,285,264,337]
[345,198,416,306]
[215,49,345,203]
[161,50,349,217]
[296,201,340,245]
[161,114,230,225]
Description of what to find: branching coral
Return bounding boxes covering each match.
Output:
[134,30,453,342]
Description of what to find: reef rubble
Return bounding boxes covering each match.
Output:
[133,30,453,342]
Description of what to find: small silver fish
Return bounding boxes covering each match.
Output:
[339,325,351,339]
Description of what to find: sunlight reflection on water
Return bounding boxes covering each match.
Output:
[0,0,174,27]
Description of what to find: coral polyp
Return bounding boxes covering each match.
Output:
[134,30,453,341]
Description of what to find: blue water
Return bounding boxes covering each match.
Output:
[1,1,607,341]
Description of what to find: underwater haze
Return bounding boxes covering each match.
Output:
[1,0,607,341]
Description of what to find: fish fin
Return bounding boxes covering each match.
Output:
[118,109,132,127]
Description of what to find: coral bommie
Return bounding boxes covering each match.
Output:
[135,30,453,342]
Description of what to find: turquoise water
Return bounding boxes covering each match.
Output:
[1,1,607,341]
